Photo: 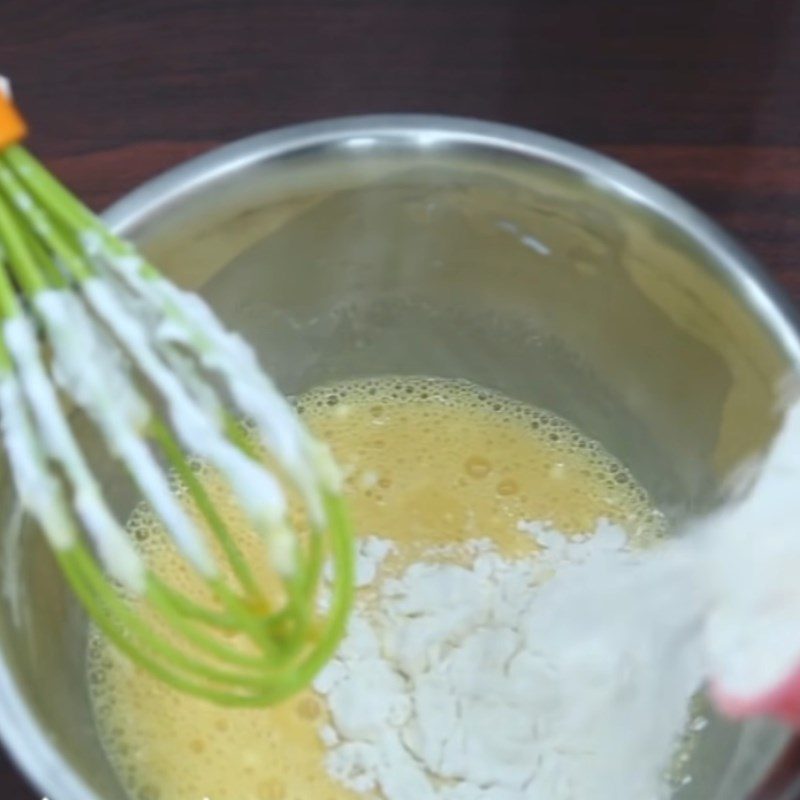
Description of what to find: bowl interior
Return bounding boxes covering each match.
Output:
[0,119,795,800]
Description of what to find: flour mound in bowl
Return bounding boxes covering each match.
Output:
[316,521,703,800]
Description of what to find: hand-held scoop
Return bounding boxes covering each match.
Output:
[0,83,355,706]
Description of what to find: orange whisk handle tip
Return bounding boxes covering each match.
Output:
[0,95,28,150]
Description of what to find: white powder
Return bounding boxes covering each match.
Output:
[314,396,800,799]
[693,398,800,718]
[314,522,703,800]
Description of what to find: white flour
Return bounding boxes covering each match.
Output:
[692,398,800,718]
[314,524,705,800]
[314,397,800,799]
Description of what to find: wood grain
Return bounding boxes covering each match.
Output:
[2,0,800,797]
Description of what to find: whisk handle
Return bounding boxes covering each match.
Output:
[0,76,28,149]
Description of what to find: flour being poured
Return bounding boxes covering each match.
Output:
[314,396,800,800]
[314,524,706,800]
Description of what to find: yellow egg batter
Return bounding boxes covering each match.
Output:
[89,376,663,800]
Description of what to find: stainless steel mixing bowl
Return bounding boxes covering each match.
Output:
[1,116,799,800]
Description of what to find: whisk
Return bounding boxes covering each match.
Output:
[0,81,355,706]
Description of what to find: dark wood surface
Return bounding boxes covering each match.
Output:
[3,0,800,797]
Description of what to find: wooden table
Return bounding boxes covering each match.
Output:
[3,0,799,797]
